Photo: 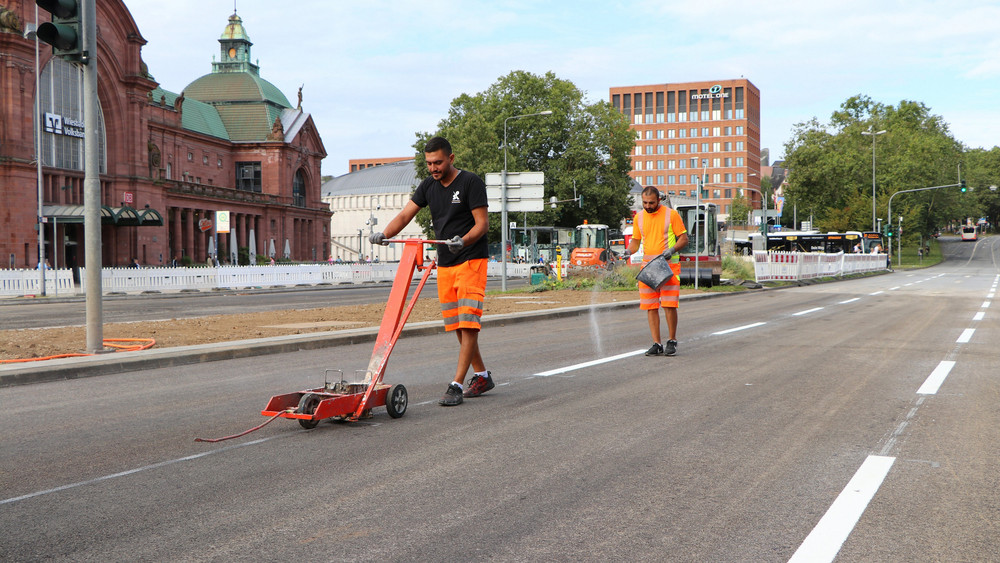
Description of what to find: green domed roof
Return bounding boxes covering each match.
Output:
[183,72,290,108]
[178,11,293,142]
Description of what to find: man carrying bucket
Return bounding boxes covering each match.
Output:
[626,187,689,356]
[370,136,493,406]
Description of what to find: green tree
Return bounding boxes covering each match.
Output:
[783,95,975,241]
[412,71,636,240]
[729,193,752,226]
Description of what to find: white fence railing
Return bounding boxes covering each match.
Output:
[1,261,531,297]
[753,251,887,282]
[0,269,75,297]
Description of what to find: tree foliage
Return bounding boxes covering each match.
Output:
[783,95,980,240]
[412,71,636,240]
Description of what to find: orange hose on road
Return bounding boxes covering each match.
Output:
[0,338,156,364]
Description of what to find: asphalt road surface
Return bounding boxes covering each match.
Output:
[2,236,997,561]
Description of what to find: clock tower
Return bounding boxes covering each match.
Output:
[213,11,259,75]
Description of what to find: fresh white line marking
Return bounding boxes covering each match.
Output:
[957,328,975,344]
[793,307,824,316]
[1,436,278,506]
[789,455,896,563]
[988,293,995,299]
[533,349,645,376]
[713,321,766,335]
[889,286,901,291]
[917,361,956,395]
[839,298,861,304]
[974,312,985,321]
[983,301,992,309]
[870,291,884,296]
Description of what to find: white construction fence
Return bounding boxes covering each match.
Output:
[753,251,887,282]
[0,262,531,297]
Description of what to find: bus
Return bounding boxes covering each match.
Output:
[758,231,883,253]
[961,225,978,241]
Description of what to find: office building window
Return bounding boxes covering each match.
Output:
[657,175,664,185]
[725,142,732,151]
[724,173,733,182]
[658,145,665,154]
[712,142,721,152]
[736,173,745,182]
[725,126,732,135]
[724,157,732,166]
[713,174,721,183]
[736,157,745,166]
[678,129,686,138]
[664,130,672,139]
[678,175,687,185]
[667,160,676,170]
[701,143,710,152]
[713,189,721,198]
[658,130,666,139]
[690,128,698,137]
[293,169,306,207]
[679,144,687,154]
[713,127,721,136]
[657,160,664,170]
[736,142,745,150]
[701,127,710,137]
[725,188,732,198]
[678,159,687,168]
[736,126,744,135]
[712,158,721,168]
[666,145,674,154]
[668,176,676,185]
[645,175,653,185]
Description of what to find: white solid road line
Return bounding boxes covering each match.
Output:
[533,349,645,376]
[712,321,766,335]
[917,361,956,395]
[789,455,896,563]
[793,307,824,316]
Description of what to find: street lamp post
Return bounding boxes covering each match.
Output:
[366,197,380,262]
[25,7,46,296]
[501,110,552,291]
[861,126,887,231]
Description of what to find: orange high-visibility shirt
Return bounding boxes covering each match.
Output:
[634,206,687,263]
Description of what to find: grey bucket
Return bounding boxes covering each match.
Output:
[636,254,675,288]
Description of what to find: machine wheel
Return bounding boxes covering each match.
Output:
[385,384,408,419]
[296,393,322,429]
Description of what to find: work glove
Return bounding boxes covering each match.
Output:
[446,236,465,251]
[369,232,389,246]
[662,247,675,259]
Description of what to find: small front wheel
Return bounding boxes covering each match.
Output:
[297,393,321,429]
[385,384,408,418]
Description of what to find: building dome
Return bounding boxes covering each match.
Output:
[183,72,290,107]
[178,11,292,142]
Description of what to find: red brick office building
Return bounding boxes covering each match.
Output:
[0,2,330,269]
[609,79,761,221]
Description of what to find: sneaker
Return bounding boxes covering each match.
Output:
[664,340,677,356]
[439,383,464,406]
[464,372,495,398]
[645,342,664,356]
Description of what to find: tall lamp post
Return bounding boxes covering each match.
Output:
[366,196,380,262]
[861,126,887,231]
[24,7,46,295]
[501,110,552,291]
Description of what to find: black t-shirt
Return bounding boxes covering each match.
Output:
[411,170,489,267]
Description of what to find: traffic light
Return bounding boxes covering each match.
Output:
[960,180,967,192]
[35,0,82,61]
[885,225,894,238]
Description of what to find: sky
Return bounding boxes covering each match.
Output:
[123,0,1000,179]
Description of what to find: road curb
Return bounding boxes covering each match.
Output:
[0,289,738,388]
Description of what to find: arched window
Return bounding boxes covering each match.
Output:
[38,57,106,172]
[292,169,306,207]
